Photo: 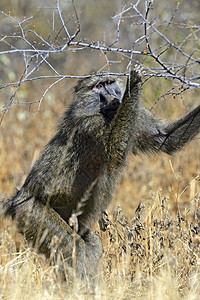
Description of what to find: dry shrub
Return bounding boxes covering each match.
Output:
[100,193,200,299]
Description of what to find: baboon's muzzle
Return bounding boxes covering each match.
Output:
[107,95,121,110]
[101,94,121,117]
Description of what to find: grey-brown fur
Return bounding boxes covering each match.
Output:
[2,68,200,285]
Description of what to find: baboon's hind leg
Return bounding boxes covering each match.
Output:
[5,196,92,283]
[78,224,102,283]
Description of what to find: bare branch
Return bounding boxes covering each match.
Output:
[0,0,199,119]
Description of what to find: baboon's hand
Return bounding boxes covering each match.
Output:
[130,65,143,85]
[124,65,143,96]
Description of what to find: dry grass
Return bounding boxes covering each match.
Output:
[0,84,199,299]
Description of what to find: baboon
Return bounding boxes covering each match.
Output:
[2,67,200,285]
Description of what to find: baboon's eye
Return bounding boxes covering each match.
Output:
[92,83,103,91]
[96,84,103,89]
[106,80,115,85]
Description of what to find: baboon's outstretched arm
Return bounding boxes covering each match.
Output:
[133,104,200,155]
[106,69,142,165]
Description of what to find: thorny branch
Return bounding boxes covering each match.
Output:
[0,0,199,123]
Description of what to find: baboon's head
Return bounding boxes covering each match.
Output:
[73,75,125,119]
[92,79,122,118]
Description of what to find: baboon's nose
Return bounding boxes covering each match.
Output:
[110,97,120,110]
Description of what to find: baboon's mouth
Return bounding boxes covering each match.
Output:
[107,108,119,114]
[101,107,119,118]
